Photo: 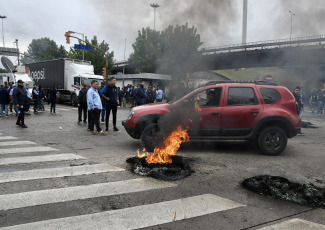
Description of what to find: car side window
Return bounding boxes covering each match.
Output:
[260,88,282,104]
[192,87,223,107]
[227,87,258,106]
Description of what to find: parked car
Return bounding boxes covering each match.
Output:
[122,81,301,155]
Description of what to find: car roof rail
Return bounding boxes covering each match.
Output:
[202,80,278,86]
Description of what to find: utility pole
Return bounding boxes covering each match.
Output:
[289,11,295,40]
[14,39,19,65]
[242,0,248,45]
[0,15,7,47]
[150,3,160,30]
[122,38,126,87]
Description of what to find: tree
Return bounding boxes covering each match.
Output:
[129,28,163,73]
[158,23,203,77]
[129,23,203,78]
[21,38,66,64]
[67,36,114,75]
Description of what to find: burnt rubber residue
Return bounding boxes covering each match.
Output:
[126,156,194,181]
[242,175,325,208]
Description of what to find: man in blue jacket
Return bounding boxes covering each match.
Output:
[100,77,119,132]
[0,86,10,117]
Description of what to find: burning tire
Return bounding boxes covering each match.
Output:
[141,124,162,152]
[258,126,287,155]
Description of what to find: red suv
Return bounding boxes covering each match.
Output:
[122,81,301,155]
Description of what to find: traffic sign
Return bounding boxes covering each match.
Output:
[74,44,92,51]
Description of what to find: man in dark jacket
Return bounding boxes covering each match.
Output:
[0,86,10,117]
[100,77,119,132]
[293,87,302,115]
[13,80,28,128]
[147,86,156,104]
[77,84,87,124]
[135,80,147,106]
[49,86,58,113]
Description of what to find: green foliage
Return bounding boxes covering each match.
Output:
[67,36,114,75]
[21,38,66,64]
[0,68,7,73]
[129,23,203,78]
[129,28,162,73]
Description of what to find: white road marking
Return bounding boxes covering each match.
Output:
[258,218,325,229]
[0,154,86,166]
[0,178,176,211]
[0,194,245,230]
[0,146,57,155]
[0,163,125,183]
[0,141,35,147]
[0,136,18,141]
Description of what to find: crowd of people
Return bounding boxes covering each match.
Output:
[292,86,325,115]
[0,78,164,134]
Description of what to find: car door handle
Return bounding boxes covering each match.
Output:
[250,111,259,114]
[211,112,221,115]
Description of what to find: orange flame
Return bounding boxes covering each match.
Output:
[138,126,189,164]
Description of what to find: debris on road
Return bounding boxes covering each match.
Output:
[301,121,318,129]
[173,211,176,221]
[126,155,194,181]
[242,175,325,208]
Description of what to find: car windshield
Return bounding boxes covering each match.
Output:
[81,78,104,87]
[170,88,204,104]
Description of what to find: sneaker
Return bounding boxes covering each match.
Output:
[90,131,97,135]
[98,130,106,135]
[77,121,81,125]
[87,128,91,131]
[21,124,28,128]
[34,111,38,114]
[101,120,105,124]
[113,126,119,131]
[16,122,21,126]
[5,115,9,117]
[105,128,109,132]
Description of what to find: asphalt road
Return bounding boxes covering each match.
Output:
[0,104,324,229]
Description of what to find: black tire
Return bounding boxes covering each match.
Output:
[257,126,287,155]
[71,94,78,107]
[141,124,162,152]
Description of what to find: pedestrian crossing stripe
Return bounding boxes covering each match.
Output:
[0,153,86,166]
[0,194,245,230]
[0,146,58,155]
[258,218,325,229]
[0,178,176,211]
[0,163,125,183]
[0,141,35,147]
[0,136,18,141]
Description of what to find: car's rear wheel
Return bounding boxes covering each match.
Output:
[258,126,287,155]
[141,124,162,152]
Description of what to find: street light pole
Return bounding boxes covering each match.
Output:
[122,38,126,87]
[150,3,160,30]
[0,15,7,47]
[289,10,295,40]
[14,39,19,65]
[68,30,85,60]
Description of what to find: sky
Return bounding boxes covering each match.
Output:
[0,0,324,67]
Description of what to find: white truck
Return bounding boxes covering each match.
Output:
[25,58,104,106]
[0,65,34,94]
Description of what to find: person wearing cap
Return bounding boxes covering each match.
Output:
[13,80,28,128]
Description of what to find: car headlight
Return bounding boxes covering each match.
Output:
[127,111,135,120]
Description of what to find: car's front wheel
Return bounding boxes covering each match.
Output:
[258,126,287,155]
[141,124,163,152]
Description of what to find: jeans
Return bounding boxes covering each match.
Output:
[89,109,101,132]
[17,104,27,125]
[0,104,9,116]
[101,104,106,121]
[50,100,56,113]
[33,99,38,112]
[122,97,126,107]
[105,104,117,129]
[38,98,44,110]
[317,101,324,114]
[78,103,87,122]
